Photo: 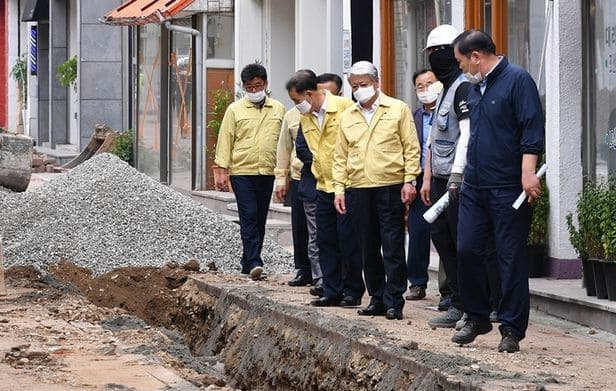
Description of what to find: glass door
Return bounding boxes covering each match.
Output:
[168,19,194,191]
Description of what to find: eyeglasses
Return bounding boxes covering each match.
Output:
[244,82,265,92]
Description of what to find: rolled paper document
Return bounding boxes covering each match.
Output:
[512,163,548,210]
[423,192,450,224]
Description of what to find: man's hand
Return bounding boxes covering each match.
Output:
[275,184,287,202]
[334,194,346,214]
[401,183,417,205]
[420,179,431,206]
[522,171,541,203]
[447,172,463,203]
[215,168,229,192]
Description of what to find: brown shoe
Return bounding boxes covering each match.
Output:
[404,285,426,300]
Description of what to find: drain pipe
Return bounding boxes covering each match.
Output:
[164,21,204,190]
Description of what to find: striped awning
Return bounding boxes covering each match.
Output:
[100,0,195,26]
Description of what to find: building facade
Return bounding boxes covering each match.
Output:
[95,0,614,269]
[2,0,126,161]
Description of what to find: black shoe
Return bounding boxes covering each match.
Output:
[385,308,403,320]
[340,296,361,307]
[498,328,520,353]
[451,320,493,345]
[310,296,341,307]
[288,274,312,287]
[357,303,387,316]
[405,285,426,301]
[309,285,324,297]
[438,296,452,311]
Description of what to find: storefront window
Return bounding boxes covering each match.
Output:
[507,0,546,97]
[169,19,194,191]
[586,1,616,180]
[206,14,234,59]
[393,0,452,107]
[137,24,162,180]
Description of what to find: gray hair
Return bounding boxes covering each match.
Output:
[349,61,379,81]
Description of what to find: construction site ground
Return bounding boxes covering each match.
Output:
[1,261,615,390]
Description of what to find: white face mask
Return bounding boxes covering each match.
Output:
[353,85,376,104]
[417,91,438,105]
[246,90,266,103]
[464,61,483,85]
[295,100,311,114]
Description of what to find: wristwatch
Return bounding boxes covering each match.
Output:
[410,179,417,187]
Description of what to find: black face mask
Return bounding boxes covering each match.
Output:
[428,47,461,85]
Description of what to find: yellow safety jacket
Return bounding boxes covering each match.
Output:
[333,93,421,194]
[299,92,355,193]
[214,96,285,175]
[274,107,304,186]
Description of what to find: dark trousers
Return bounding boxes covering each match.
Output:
[316,191,365,300]
[457,185,532,340]
[350,185,407,311]
[230,175,274,273]
[290,179,311,278]
[406,174,432,288]
[429,177,462,309]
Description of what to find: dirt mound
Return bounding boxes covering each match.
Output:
[5,265,41,285]
[49,259,201,328]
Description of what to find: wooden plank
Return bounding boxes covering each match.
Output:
[379,0,395,96]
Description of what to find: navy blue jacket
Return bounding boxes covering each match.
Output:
[464,57,544,189]
[295,126,317,202]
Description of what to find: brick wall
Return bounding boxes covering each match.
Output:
[0,0,7,129]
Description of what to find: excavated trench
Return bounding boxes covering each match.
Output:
[173,278,485,390]
[41,262,551,390]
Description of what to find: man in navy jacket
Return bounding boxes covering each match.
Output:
[452,30,544,353]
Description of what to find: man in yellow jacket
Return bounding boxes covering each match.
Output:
[215,63,285,280]
[333,61,421,320]
[286,70,365,307]
[274,70,318,287]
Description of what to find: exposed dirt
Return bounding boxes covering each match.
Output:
[48,259,200,327]
[0,261,234,390]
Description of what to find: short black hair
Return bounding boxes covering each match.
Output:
[285,70,318,94]
[452,29,496,56]
[316,73,343,94]
[241,63,268,84]
[412,69,434,86]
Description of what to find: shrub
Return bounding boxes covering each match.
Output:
[528,177,549,245]
[112,129,134,166]
[567,178,616,261]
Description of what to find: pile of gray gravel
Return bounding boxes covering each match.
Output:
[0,153,292,275]
[0,185,12,193]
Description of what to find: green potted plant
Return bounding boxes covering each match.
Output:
[526,177,549,277]
[600,177,616,300]
[206,88,233,190]
[567,178,616,299]
[9,55,27,134]
[56,55,78,91]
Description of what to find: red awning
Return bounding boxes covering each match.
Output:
[101,0,195,26]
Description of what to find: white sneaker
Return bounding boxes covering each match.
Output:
[455,312,469,330]
[249,266,263,280]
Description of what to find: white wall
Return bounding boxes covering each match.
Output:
[545,0,583,260]
[234,0,263,94]
[7,0,26,133]
[295,0,327,73]
[266,0,294,107]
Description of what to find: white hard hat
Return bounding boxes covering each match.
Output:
[425,24,460,50]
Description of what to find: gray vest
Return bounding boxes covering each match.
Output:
[430,75,466,179]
